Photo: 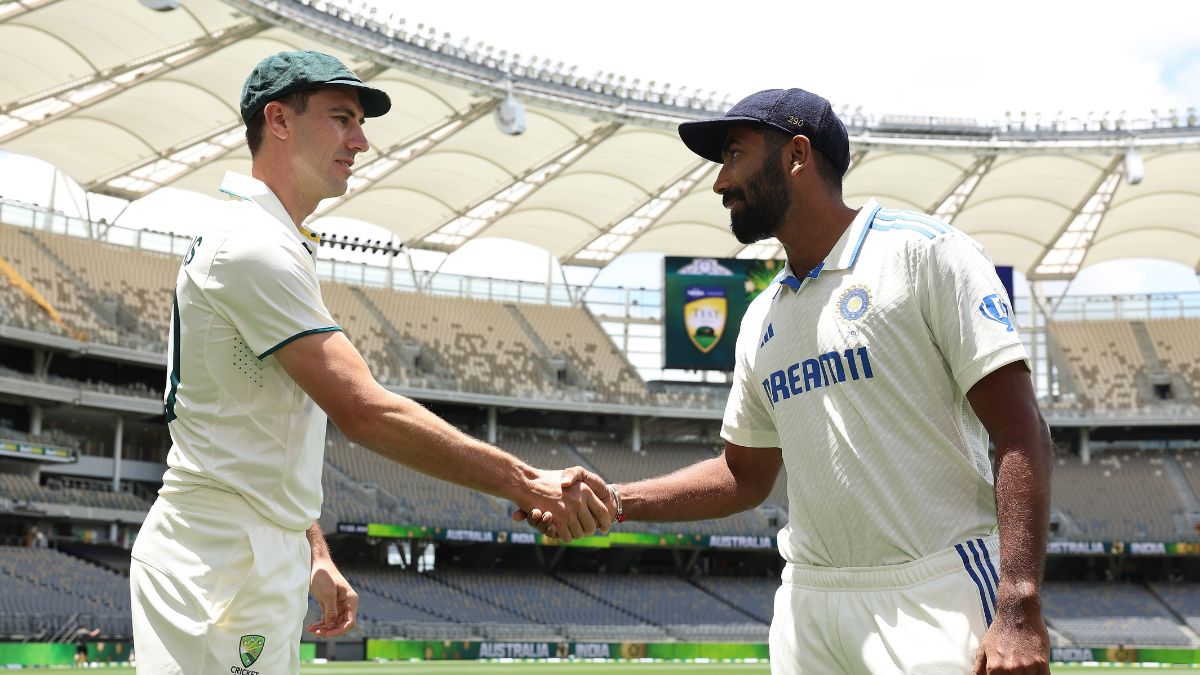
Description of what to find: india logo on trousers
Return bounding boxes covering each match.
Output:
[239,634,266,667]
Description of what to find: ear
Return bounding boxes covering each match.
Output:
[786,134,813,176]
[261,100,291,142]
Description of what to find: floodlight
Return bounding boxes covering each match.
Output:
[139,0,181,10]
[495,81,526,136]
[1123,147,1144,185]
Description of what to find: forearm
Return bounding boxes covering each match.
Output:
[993,421,1053,603]
[345,392,533,503]
[620,456,767,522]
[307,521,331,564]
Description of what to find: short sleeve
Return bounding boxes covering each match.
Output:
[916,233,1029,393]
[720,318,781,449]
[204,239,340,359]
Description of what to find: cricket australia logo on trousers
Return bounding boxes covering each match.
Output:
[978,293,1015,332]
[233,634,265,673]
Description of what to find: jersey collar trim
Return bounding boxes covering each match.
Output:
[776,198,881,292]
[218,172,319,254]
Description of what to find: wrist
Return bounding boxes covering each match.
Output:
[608,484,625,524]
[995,580,1041,612]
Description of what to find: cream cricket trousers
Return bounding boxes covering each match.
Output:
[771,535,1000,674]
[130,488,310,674]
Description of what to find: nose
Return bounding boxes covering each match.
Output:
[712,164,731,195]
[348,121,369,154]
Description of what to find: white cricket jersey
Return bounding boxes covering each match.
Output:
[159,172,338,532]
[722,199,1028,568]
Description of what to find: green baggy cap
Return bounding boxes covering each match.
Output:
[240,50,391,124]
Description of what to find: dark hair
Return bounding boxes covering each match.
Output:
[245,89,318,156]
[755,125,843,197]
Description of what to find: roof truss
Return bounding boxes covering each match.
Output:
[0,19,266,144]
[316,97,498,217]
[1029,155,1124,280]
[87,62,386,200]
[417,122,622,250]
[565,159,714,266]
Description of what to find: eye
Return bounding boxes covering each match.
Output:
[334,115,349,125]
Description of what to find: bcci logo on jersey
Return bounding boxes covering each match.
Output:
[978,293,1016,332]
[684,286,727,353]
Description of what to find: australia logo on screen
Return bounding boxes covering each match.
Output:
[684,286,727,353]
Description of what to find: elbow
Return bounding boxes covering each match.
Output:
[328,402,377,447]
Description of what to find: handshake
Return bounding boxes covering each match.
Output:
[512,467,619,543]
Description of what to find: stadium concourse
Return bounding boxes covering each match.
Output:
[1,0,1200,667]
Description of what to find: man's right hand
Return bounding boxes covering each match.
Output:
[516,467,612,542]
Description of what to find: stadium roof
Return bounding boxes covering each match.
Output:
[2,0,1199,279]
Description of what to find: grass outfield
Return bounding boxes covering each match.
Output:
[72,663,1200,673]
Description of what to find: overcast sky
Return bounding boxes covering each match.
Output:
[3,0,1199,295]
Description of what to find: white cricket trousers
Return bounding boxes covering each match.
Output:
[130,488,310,675]
[771,535,1000,674]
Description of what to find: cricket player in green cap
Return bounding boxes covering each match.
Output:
[130,50,611,674]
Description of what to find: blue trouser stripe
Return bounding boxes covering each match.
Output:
[977,538,1001,585]
[968,539,997,613]
[956,543,992,627]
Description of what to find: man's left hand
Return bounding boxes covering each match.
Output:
[307,558,358,638]
[973,588,1050,674]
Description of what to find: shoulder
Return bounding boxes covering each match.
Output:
[868,207,990,267]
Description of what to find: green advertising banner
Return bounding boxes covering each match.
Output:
[0,642,75,666]
[1051,646,1200,664]
[352,522,777,551]
[663,256,783,371]
[366,640,770,662]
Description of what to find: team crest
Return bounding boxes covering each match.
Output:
[683,286,727,353]
[838,286,872,321]
[239,634,265,668]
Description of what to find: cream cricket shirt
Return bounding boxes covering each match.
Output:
[722,199,1028,568]
[160,172,338,532]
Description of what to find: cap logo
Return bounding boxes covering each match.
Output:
[787,116,806,127]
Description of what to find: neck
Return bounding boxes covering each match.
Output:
[251,163,316,227]
[776,195,859,276]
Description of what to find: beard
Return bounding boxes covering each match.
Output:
[724,151,791,245]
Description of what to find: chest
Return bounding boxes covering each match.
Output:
[748,271,919,407]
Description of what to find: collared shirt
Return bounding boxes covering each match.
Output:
[159,171,340,531]
[722,198,1028,567]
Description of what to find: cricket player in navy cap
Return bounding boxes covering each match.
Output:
[521,88,1051,674]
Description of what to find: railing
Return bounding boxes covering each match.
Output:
[1048,292,1200,321]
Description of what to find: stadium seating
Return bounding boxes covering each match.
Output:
[1042,582,1197,646]
[29,229,176,350]
[323,427,512,531]
[517,303,649,403]
[557,572,763,640]
[1050,450,1186,541]
[0,224,119,344]
[1150,583,1200,635]
[1145,318,1200,401]
[0,546,130,638]
[1051,320,1144,409]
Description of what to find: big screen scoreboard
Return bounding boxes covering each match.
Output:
[663,256,1016,371]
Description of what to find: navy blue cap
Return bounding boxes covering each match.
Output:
[678,88,850,175]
